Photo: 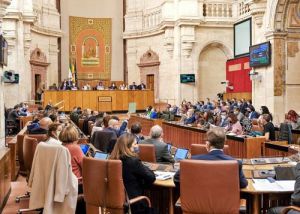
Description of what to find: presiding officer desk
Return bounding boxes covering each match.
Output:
[43,90,154,112]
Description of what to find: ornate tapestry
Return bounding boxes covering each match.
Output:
[69,16,112,80]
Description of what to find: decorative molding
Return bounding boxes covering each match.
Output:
[29,48,49,67]
[137,49,160,67]
[31,25,62,37]
[273,37,285,96]
[164,27,174,57]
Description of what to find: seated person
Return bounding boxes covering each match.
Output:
[234,107,244,121]
[183,108,196,125]
[60,80,70,90]
[140,125,174,163]
[108,82,117,90]
[59,125,83,179]
[226,113,243,135]
[49,83,58,90]
[259,114,276,141]
[173,127,248,188]
[119,83,127,90]
[247,105,260,120]
[267,162,300,214]
[44,123,62,145]
[96,81,105,90]
[130,122,144,144]
[149,108,158,119]
[7,104,21,131]
[286,110,300,130]
[28,117,53,134]
[103,118,128,137]
[70,82,78,90]
[129,81,138,90]
[218,110,230,127]
[110,133,155,214]
[197,111,215,129]
[138,82,146,90]
[91,119,103,137]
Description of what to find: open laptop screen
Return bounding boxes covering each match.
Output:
[80,144,90,155]
[94,151,109,160]
[174,148,189,161]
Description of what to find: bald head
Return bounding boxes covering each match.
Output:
[39,117,53,130]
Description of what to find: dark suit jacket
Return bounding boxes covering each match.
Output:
[173,150,248,189]
[129,84,138,90]
[292,163,300,206]
[140,138,174,163]
[121,156,155,213]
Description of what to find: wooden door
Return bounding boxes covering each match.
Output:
[35,74,41,100]
[146,74,154,90]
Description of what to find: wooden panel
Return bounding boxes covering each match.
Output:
[75,91,83,109]
[0,149,11,213]
[43,90,154,112]
[223,92,252,101]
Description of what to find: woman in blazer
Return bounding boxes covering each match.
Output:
[110,133,156,214]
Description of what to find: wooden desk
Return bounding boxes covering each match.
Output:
[43,90,154,112]
[264,142,299,157]
[275,127,300,144]
[128,115,163,136]
[162,121,265,158]
[0,148,11,213]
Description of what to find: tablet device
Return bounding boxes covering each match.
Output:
[174,148,189,161]
[94,151,109,160]
[80,144,90,155]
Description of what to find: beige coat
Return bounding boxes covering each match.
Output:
[28,142,78,214]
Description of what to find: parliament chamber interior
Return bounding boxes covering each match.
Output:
[1,0,300,214]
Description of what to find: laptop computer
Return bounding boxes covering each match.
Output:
[80,144,90,156]
[94,151,109,160]
[174,148,189,162]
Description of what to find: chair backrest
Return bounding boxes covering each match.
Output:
[91,131,117,153]
[139,144,156,162]
[78,119,84,132]
[23,136,39,174]
[278,123,292,144]
[191,144,230,156]
[83,157,125,214]
[27,134,48,143]
[88,121,94,135]
[180,160,240,214]
[17,134,26,172]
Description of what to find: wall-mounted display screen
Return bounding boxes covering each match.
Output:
[249,41,271,67]
[234,18,252,57]
[180,74,195,83]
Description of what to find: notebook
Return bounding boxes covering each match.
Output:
[174,148,189,162]
[80,144,90,155]
[94,151,109,160]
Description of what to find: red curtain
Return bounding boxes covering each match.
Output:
[226,56,252,93]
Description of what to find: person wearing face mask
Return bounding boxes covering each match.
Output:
[44,123,62,145]
[183,108,196,125]
[110,133,156,214]
[233,107,244,121]
[218,111,230,127]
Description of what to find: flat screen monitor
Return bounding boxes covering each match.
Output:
[180,74,195,83]
[249,42,271,67]
[234,18,252,57]
[80,144,90,155]
[94,151,109,160]
[174,148,189,161]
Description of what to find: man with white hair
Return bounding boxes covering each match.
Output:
[140,125,174,163]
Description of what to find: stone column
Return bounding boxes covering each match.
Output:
[0,0,12,148]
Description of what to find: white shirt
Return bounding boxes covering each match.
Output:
[45,137,62,145]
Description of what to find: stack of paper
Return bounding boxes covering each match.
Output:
[154,171,175,180]
[252,179,295,192]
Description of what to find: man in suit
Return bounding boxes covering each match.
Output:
[173,127,248,189]
[7,104,21,132]
[267,163,300,214]
[129,82,138,90]
[130,122,144,144]
[28,117,53,134]
[219,110,230,127]
[140,125,174,163]
[138,82,146,90]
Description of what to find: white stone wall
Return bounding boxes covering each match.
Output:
[2,0,60,107]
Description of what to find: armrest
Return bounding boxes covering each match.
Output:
[282,206,300,214]
[129,196,151,208]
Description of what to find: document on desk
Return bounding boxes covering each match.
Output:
[154,171,175,180]
[252,179,295,192]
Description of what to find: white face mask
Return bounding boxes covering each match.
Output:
[169,108,174,112]
[221,115,226,119]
